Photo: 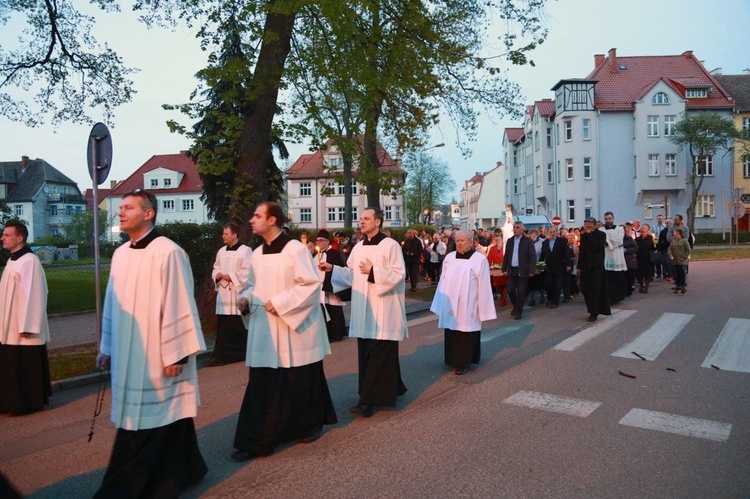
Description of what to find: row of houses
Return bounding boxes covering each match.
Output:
[459,49,750,232]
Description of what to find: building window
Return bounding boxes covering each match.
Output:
[395,206,401,221]
[299,208,312,223]
[557,161,561,183]
[583,157,591,179]
[647,116,659,137]
[513,178,519,195]
[535,165,541,187]
[164,178,172,188]
[351,207,358,220]
[584,198,592,219]
[50,205,58,216]
[653,92,669,105]
[566,158,573,180]
[696,195,715,217]
[555,124,560,145]
[546,163,553,184]
[182,199,194,211]
[505,179,509,197]
[567,199,575,222]
[685,88,708,98]
[14,205,23,216]
[162,200,175,212]
[546,128,552,148]
[648,154,660,176]
[299,182,312,196]
[513,150,518,167]
[534,131,540,151]
[644,196,653,219]
[384,206,392,221]
[337,207,346,221]
[572,90,587,104]
[564,120,572,141]
[743,118,750,130]
[327,181,335,193]
[351,181,357,195]
[665,154,677,176]
[694,155,714,176]
[744,156,750,178]
[664,115,676,136]
[582,119,590,140]
[329,157,342,169]
[150,178,158,188]
[327,208,336,222]
[66,205,73,216]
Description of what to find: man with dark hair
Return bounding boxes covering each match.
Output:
[579,217,611,322]
[315,229,348,343]
[0,220,51,415]
[232,201,337,461]
[599,211,627,305]
[322,207,408,418]
[204,222,252,366]
[502,221,537,320]
[95,189,207,497]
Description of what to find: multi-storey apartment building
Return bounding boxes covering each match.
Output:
[286,138,406,229]
[503,49,735,232]
[458,163,505,229]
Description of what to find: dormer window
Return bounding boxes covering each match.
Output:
[652,92,669,105]
[164,178,172,188]
[150,179,158,188]
[685,88,708,98]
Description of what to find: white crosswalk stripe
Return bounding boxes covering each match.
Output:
[619,408,732,442]
[502,390,602,417]
[611,312,693,361]
[553,309,637,351]
[701,318,750,373]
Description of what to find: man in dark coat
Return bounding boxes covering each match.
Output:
[316,229,348,342]
[540,225,571,308]
[402,230,423,292]
[501,222,537,320]
[578,217,611,322]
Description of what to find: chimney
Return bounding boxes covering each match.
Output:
[594,54,605,68]
[110,180,118,189]
[744,68,750,75]
[683,50,693,58]
[21,156,29,172]
[608,48,617,72]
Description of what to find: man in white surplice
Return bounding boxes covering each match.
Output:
[599,211,627,306]
[430,230,496,375]
[95,189,207,497]
[321,207,407,418]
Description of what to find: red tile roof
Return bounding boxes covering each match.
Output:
[108,151,203,197]
[504,128,525,143]
[285,137,404,178]
[535,99,555,118]
[84,188,111,209]
[587,50,733,111]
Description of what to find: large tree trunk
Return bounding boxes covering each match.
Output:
[363,105,383,208]
[232,6,297,237]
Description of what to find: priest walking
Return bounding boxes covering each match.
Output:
[95,189,207,497]
[232,202,337,462]
[315,229,348,343]
[430,230,496,375]
[0,220,51,416]
[204,222,251,366]
[322,207,408,418]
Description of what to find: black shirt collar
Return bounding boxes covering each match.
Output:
[226,242,242,251]
[363,231,386,245]
[130,229,159,249]
[263,231,291,254]
[10,245,32,261]
[456,248,475,260]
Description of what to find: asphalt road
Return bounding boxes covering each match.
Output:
[1,259,749,497]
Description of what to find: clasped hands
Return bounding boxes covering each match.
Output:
[318,259,373,275]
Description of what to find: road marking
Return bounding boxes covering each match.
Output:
[619,408,732,442]
[481,323,527,343]
[502,390,602,417]
[611,312,693,360]
[701,318,750,373]
[407,315,438,327]
[553,309,637,351]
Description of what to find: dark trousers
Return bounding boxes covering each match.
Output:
[674,264,687,288]
[406,261,420,290]
[544,271,564,305]
[506,268,529,317]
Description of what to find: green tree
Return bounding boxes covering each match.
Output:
[0,0,136,125]
[403,151,455,225]
[0,200,14,226]
[64,209,111,244]
[670,112,740,232]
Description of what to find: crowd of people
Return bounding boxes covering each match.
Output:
[0,191,695,497]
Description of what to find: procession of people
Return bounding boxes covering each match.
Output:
[0,192,695,496]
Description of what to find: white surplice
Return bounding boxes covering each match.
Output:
[330,236,408,341]
[0,252,49,346]
[212,244,252,315]
[599,225,627,271]
[100,237,206,431]
[430,251,496,332]
[241,239,330,368]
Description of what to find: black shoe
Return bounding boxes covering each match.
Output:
[587,314,597,322]
[643,286,648,294]
[528,299,536,306]
[514,315,522,320]
[300,427,322,444]
[454,367,470,375]
[202,358,226,367]
[680,287,686,294]
[349,404,373,418]
[549,304,558,309]
[230,450,255,462]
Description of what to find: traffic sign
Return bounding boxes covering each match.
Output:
[552,216,562,226]
[87,122,112,185]
[729,202,746,220]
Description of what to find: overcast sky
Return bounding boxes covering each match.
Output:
[2,0,748,202]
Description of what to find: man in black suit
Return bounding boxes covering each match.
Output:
[540,226,571,308]
[578,217,611,322]
[502,222,537,320]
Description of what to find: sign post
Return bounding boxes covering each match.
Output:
[87,123,113,344]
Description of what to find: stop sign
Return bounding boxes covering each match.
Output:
[552,216,562,226]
